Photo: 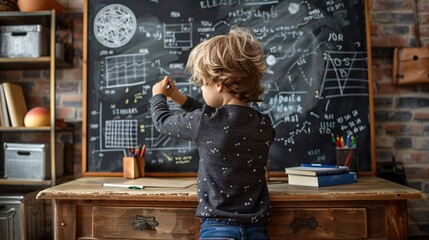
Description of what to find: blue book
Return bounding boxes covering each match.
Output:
[288,172,357,187]
[285,165,349,176]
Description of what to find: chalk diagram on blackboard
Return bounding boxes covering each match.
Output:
[252,87,311,151]
[94,4,137,48]
[90,100,140,152]
[105,53,149,88]
[319,51,368,99]
[105,119,138,148]
[164,23,193,49]
[257,49,369,149]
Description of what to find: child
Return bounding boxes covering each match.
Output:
[151,26,275,240]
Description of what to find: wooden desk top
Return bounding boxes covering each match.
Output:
[37,176,425,202]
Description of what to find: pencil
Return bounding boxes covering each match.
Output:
[344,150,354,166]
[140,144,146,158]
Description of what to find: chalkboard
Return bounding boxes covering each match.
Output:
[83,0,375,176]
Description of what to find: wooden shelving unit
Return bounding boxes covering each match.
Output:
[0,10,73,187]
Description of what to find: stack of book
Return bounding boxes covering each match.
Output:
[285,164,357,187]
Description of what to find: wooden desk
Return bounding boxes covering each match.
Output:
[37,177,424,239]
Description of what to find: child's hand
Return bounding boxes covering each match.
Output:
[152,76,173,96]
[152,76,187,105]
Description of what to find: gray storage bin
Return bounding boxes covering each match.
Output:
[0,25,49,58]
[0,190,44,240]
[4,143,64,180]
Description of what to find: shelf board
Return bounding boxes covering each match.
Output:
[0,175,75,186]
[0,126,51,132]
[0,11,51,26]
[0,178,52,186]
[0,57,73,70]
[0,57,50,69]
[0,126,75,132]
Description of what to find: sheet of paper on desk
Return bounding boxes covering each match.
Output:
[124,177,196,188]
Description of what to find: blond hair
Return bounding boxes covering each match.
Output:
[186,26,266,102]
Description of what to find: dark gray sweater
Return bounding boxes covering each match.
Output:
[151,94,275,224]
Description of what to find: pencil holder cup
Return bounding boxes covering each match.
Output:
[336,148,359,178]
[123,157,144,179]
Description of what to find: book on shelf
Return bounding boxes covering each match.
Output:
[0,84,11,127]
[2,82,27,127]
[285,165,349,176]
[288,172,357,187]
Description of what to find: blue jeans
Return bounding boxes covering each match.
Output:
[199,219,270,240]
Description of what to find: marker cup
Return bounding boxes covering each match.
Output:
[336,148,359,178]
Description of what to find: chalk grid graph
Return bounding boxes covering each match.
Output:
[105,119,138,148]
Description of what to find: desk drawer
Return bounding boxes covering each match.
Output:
[269,208,367,239]
[92,206,199,239]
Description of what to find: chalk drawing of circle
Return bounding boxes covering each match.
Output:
[94,4,137,48]
[288,3,300,14]
[266,54,276,66]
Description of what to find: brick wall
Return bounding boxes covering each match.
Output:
[371,0,429,236]
[55,0,84,177]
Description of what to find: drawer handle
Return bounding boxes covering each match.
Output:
[289,217,319,233]
[131,215,159,230]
